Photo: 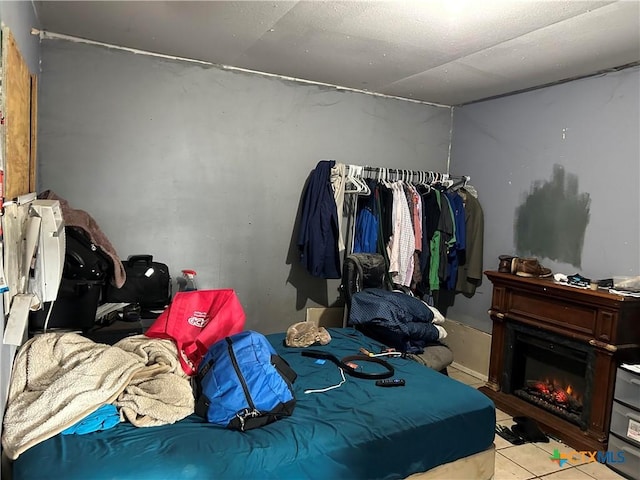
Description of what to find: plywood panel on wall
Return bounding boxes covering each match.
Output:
[2,27,33,199]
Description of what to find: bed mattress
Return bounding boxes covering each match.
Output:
[11,328,495,479]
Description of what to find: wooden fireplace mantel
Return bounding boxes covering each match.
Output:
[479,271,640,452]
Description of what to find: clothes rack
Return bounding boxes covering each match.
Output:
[344,164,469,188]
[298,160,473,284]
[340,164,470,261]
[337,163,472,327]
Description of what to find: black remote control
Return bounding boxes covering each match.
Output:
[375,378,405,387]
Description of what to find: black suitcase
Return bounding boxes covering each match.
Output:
[29,226,112,333]
[105,255,171,311]
[30,279,104,332]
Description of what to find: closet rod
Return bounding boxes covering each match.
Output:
[345,164,469,185]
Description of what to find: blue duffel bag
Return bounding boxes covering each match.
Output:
[193,330,297,431]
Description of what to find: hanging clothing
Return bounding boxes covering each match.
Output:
[297,160,341,279]
[437,193,456,286]
[353,184,379,254]
[333,168,477,298]
[330,163,347,253]
[428,190,443,292]
[417,187,439,295]
[455,189,484,297]
[378,183,394,247]
[412,186,423,252]
[445,192,466,291]
[407,183,424,288]
[388,182,415,287]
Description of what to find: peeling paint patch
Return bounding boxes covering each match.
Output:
[515,164,590,268]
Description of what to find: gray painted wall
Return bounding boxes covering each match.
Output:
[37,38,452,334]
[0,0,40,465]
[448,66,640,333]
[0,1,40,73]
[10,20,638,438]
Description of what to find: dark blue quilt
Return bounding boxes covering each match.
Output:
[12,328,495,480]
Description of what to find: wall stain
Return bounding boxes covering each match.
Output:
[515,165,591,268]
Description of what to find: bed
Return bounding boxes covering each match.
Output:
[8,327,495,480]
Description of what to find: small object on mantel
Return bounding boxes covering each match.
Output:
[598,278,614,288]
[614,276,640,293]
[498,255,516,273]
[609,289,640,298]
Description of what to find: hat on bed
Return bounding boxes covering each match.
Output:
[285,322,331,348]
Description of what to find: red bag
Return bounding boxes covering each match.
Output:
[145,289,246,375]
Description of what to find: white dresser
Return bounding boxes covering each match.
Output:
[608,366,640,479]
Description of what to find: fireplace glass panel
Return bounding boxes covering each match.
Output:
[507,330,590,428]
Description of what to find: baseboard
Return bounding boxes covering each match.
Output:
[442,319,491,380]
[451,362,488,382]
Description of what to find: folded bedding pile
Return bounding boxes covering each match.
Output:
[1,332,194,460]
[349,288,447,352]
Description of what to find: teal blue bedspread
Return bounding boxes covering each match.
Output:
[12,328,495,479]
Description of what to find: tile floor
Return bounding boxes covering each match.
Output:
[447,366,628,480]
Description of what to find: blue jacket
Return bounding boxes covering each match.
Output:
[354,179,379,254]
[445,192,467,290]
[297,160,341,279]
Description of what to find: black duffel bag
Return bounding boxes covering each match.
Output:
[105,255,171,310]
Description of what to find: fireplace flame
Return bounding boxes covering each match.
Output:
[526,379,582,406]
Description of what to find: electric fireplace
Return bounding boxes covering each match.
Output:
[502,322,592,428]
[480,271,640,452]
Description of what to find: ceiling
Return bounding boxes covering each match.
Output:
[33,1,640,105]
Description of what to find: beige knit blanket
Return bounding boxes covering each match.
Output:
[2,333,194,460]
[113,335,194,427]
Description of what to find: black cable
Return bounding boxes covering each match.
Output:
[301,350,394,379]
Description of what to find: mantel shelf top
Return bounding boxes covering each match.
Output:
[484,270,640,303]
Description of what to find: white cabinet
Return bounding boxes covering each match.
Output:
[608,366,640,479]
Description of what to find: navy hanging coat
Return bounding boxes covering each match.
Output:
[297,160,341,279]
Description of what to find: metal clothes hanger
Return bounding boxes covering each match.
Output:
[378,167,389,188]
[354,166,371,196]
[422,171,429,188]
[345,165,369,194]
[344,165,361,194]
